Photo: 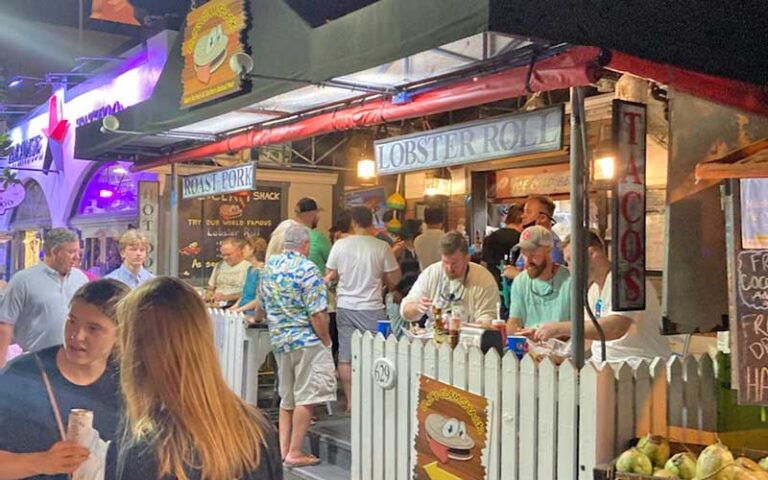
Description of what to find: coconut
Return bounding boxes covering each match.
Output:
[653,468,678,478]
[736,458,762,472]
[617,448,654,475]
[717,465,759,480]
[760,457,768,472]
[695,442,734,479]
[734,458,768,480]
[638,434,672,467]
[665,452,698,479]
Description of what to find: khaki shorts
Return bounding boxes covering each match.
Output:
[276,343,337,410]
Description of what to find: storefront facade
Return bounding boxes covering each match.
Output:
[0,30,172,277]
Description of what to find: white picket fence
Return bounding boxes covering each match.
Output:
[209,309,273,404]
[350,331,719,480]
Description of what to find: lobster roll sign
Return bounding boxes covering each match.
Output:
[611,100,647,311]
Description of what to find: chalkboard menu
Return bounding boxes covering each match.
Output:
[736,250,768,405]
[177,183,286,286]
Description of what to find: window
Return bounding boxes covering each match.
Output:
[77,162,145,215]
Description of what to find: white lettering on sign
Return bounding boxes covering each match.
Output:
[738,251,768,310]
[374,106,563,175]
[612,101,647,311]
[744,366,768,403]
[372,358,396,390]
[182,163,256,199]
[75,101,124,127]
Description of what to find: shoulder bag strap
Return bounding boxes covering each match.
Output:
[34,353,67,440]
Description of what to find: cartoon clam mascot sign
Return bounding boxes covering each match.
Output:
[181,0,249,108]
[414,377,490,480]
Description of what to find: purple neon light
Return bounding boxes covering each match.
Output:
[78,161,156,215]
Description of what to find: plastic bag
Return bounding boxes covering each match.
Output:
[72,427,110,480]
[528,338,572,364]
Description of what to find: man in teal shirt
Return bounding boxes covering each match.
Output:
[506,225,571,332]
[295,197,332,274]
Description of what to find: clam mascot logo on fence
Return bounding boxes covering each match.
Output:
[414,377,490,480]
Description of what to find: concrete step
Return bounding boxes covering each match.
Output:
[303,414,352,471]
[283,463,351,480]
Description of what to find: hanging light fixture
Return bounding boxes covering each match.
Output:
[357,158,376,180]
[356,132,377,184]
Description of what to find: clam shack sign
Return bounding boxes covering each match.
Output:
[611,100,647,311]
[0,184,26,214]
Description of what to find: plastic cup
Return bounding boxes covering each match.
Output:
[507,335,527,359]
[377,320,392,338]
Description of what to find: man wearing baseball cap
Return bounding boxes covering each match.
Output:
[294,198,332,274]
[506,225,572,334]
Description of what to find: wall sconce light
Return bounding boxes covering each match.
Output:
[592,121,615,185]
[7,76,42,88]
[593,150,615,182]
[425,168,452,197]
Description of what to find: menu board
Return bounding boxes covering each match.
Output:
[177,184,285,286]
[736,250,768,405]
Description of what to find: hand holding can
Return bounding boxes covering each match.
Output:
[67,409,94,448]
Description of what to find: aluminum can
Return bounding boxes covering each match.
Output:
[67,409,93,446]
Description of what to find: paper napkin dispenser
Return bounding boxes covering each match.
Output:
[458,324,504,354]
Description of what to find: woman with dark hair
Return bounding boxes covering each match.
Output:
[0,279,130,479]
[113,277,282,480]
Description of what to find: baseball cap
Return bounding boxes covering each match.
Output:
[295,197,324,214]
[513,225,553,251]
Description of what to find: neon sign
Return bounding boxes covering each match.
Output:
[75,101,125,127]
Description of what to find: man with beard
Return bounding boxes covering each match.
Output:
[506,226,571,333]
[401,231,498,325]
[533,231,671,363]
[294,197,332,275]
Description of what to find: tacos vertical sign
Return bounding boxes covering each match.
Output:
[181,0,249,108]
[413,376,490,480]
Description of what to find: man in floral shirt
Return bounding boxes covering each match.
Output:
[258,223,336,467]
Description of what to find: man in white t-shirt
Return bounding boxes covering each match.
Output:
[326,206,401,411]
[208,237,250,308]
[402,231,499,325]
[534,231,671,364]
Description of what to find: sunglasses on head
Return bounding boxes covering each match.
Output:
[538,212,557,225]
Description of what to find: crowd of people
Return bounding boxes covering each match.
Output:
[0,230,282,479]
[0,192,671,477]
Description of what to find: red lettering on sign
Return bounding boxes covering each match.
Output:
[624,112,642,145]
[620,190,643,224]
[621,152,643,185]
[623,267,643,302]
[620,229,643,263]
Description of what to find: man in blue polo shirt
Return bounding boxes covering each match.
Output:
[0,228,88,367]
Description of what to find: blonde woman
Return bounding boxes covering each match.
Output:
[112,277,282,479]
